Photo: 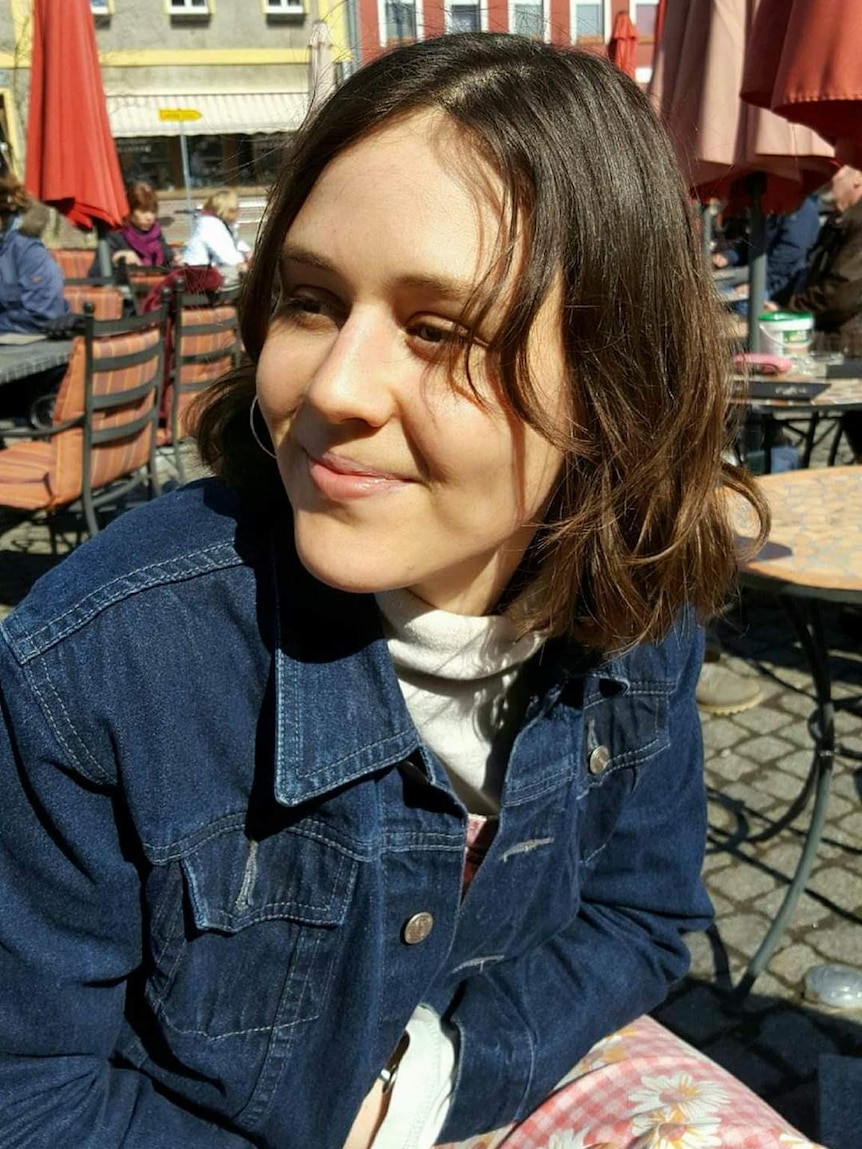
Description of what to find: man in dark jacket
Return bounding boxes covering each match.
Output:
[0,175,68,334]
[790,165,862,457]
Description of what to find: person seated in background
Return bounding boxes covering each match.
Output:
[787,165,862,459]
[181,187,250,281]
[711,194,821,310]
[0,175,69,427]
[0,174,68,335]
[88,180,178,282]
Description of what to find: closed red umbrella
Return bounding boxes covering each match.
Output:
[25,0,128,231]
[741,0,862,167]
[608,13,638,80]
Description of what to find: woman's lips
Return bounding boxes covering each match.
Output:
[305,450,413,500]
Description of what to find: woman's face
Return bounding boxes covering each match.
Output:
[130,207,156,231]
[256,112,567,616]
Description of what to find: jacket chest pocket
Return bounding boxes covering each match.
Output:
[145,823,358,1043]
[576,680,672,865]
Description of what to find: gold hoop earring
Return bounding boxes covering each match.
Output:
[249,396,277,459]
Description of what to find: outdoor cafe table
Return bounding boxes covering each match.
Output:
[730,466,862,1000]
[0,337,74,387]
[733,376,862,473]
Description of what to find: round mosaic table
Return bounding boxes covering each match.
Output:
[731,467,862,1000]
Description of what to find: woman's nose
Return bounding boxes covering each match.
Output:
[303,313,402,427]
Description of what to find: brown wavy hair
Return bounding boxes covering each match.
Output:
[194,33,767,653]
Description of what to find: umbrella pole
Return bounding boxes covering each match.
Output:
[179,122,195,242]
[701,201,714,264]
[96,220,113,279]
[747,173,767,354]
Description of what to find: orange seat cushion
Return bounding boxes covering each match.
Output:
[0,443,54,509]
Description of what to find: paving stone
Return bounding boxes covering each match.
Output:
[713,910,774,954]
[652,983,736,1045]
[755,770,812,802]
[700,1035,789,1098]
[767,943,824,988]
[806,867,862,911]
[755,887,833,928]
[759,1007,842,1075]
[744,733,805,764]
[701,717,747,751]
[809,926,862,965]
[733,707,796,735]
[777,691,818,718]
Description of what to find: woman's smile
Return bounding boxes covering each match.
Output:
[303,448,415,501]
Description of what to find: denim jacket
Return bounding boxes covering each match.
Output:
[0,481,712,1148]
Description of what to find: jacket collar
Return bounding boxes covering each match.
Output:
[270,531,420,807]
[267,525,630,808]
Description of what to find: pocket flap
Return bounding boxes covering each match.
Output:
[180,827,358,933]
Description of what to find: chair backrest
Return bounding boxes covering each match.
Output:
[50,249,95,279]
[46,299,169,508]
[164,290,240,442]
[62,284,124,320]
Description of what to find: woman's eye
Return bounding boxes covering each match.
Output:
[410,322,467,347]
[278,291,342,329]
[282,293,324,316]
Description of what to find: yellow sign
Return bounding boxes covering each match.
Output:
[158,108,202,122]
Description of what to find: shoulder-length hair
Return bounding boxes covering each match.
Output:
[125,180,159,217]
[195,32,767,653]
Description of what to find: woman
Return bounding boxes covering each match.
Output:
[88,179,177,280]
[182,186,251,277]
[0,34,818,1149]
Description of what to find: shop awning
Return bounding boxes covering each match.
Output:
[106,91,308,137]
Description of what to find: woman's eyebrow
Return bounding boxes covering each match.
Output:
[281,244,484,306]
[280,244,336,274]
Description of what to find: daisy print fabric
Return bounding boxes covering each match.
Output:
[437,1015,826,1149]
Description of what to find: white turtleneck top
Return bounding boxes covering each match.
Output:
[369,590,545,1149]
[375,588,545,814]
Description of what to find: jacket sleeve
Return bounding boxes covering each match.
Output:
[766,203,820,301]
[0,240,68,333]
[791,215,862,330]
[439,625,713,1141]
[0,637,254,1147]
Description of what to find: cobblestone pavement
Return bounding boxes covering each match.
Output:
[0,452,860,1144]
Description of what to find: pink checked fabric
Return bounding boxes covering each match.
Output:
[437,818,825,1149]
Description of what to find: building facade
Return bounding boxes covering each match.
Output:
[0,0,659,202]
[0,0,350,195]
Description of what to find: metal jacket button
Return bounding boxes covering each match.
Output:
[402,912,434,944]
[588,745,611,775]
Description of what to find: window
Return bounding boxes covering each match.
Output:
[446,2,481,32]
[571,0,603,38]
[510,0,544,38]
[262,0,304,13]
[168,0,211,13]
[631,0,658,38]
[385,0,417,41]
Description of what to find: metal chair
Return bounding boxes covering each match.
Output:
[159,279,240,482]
[0,296,169,538]
[62,284,124,320]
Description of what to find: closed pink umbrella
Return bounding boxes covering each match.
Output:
[741,0,862,168]
[649,0,833,215]
[649,0,834,349]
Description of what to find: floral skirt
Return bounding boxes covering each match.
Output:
[437,1013,824,1149]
